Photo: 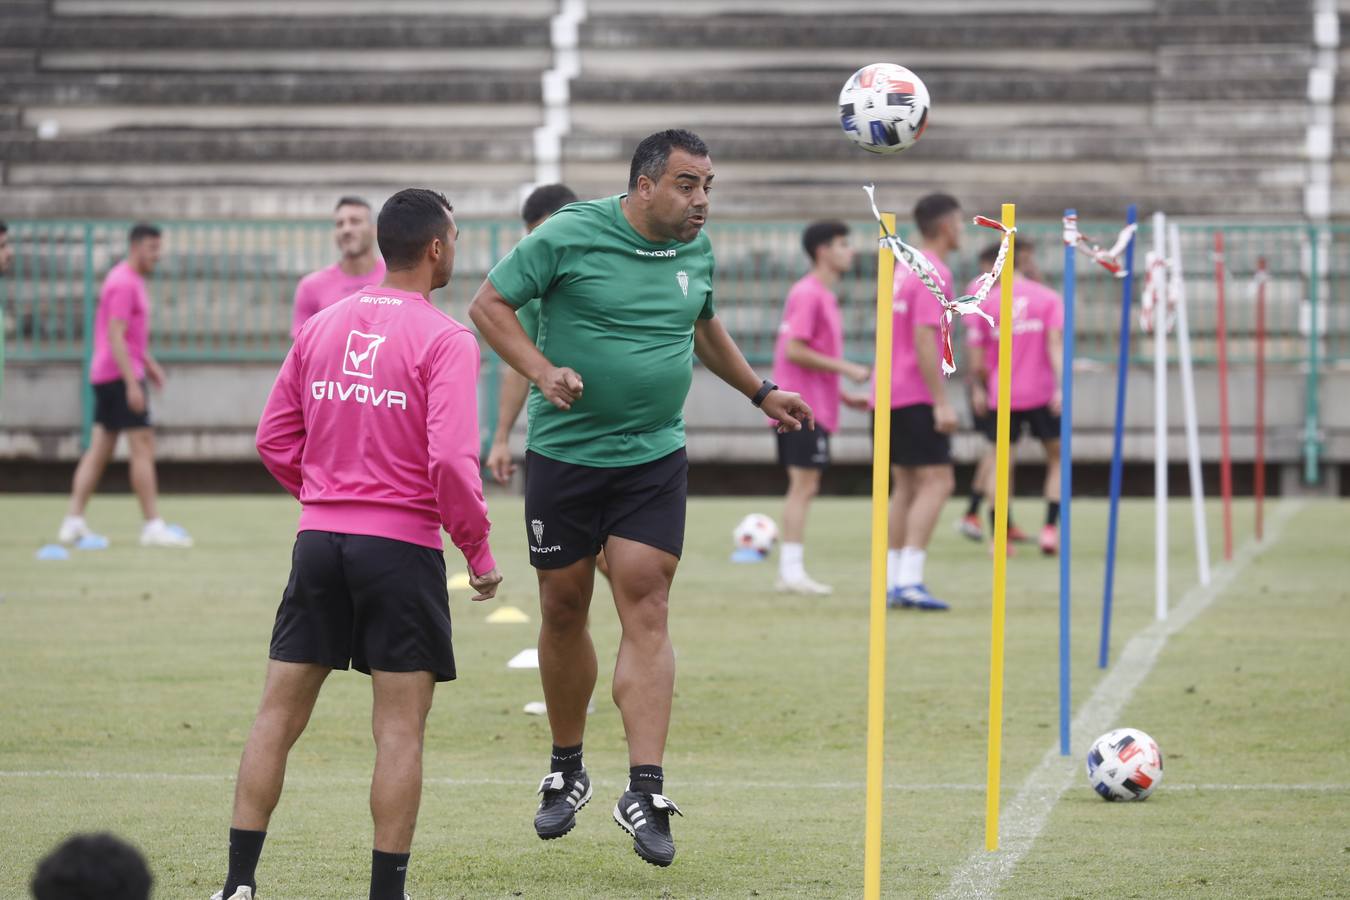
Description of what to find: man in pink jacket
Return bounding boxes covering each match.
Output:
[214,189,501,900]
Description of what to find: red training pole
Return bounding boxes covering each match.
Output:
[1255,257,1267,541]
[1214,231,1233,561]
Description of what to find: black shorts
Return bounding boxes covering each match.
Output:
[777,427,831,470]
[269,530,455,682]
[979,405,1061,443]
[92,379,151,431]
[524,448,688,569]
[884,403,951,467]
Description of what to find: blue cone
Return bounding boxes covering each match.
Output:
[75,534,109,550]
[730,547,766,564]
[36,544,70,561]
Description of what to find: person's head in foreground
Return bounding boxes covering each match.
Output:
[31,833,153,900]
[625,128,713,243]
[377,188,457,291]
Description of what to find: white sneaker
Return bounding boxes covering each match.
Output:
[141,520,193,548]
[775,574,833,595]
[58,516,98,545]
[210,887,253,900]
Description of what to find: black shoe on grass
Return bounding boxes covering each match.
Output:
[534,769,591,839]
[612,786,682,867]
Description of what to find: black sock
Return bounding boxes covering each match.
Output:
[966,491,984,516]
[551,742,583,774]
[224,828,266,897]
[369,849,409,900]
[1047,501,1061,527]
[990,508,1016,533]
[629,764,664,795]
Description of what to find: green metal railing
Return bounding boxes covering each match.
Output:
[2,219,1344,480]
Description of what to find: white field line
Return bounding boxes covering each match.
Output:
[938,500,1303,900]
[0,771,1341,794]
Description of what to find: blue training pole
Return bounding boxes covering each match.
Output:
[1059,210,1076,755]
[1099,205,1138,669]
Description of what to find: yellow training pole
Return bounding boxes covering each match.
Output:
[985,203,1015,851]
[863,213,896,900]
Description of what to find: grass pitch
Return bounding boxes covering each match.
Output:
[1,493,1346,898]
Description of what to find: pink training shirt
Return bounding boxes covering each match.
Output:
[875,249,950,409]
[771,273,845,433]
[291,259,387,338]
[89,261,150,384]
[965,274,1064,411]
[257,285,496,574]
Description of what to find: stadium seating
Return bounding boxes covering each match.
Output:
[568,0,1315,219]
[0,0,552,218]
[0,0,1325,220]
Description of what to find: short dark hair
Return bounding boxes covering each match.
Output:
[802,220,850,262]
[377,188,453,270]
[335,195,371,212]
[978,241,1002,267]
[913,193,961,239]
[521,183,578,227]
[628,129,709,191]
[31,833,153,900]
[0,220,8,235]
[128,223,161,244]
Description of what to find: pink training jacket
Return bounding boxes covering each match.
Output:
[256,285,496,574]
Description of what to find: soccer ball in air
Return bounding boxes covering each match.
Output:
[1086,728,1164,801]
[733,513,778,557]
[838,63,931,154]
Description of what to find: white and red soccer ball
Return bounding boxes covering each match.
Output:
[733,513,778,557]
[838,63,931,155]
[1086,728,1164,801]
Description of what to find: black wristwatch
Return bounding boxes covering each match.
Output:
[751,379,778,408]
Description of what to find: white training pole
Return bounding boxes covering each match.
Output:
[1153,212,1169,621]
[1170,223,1211,587]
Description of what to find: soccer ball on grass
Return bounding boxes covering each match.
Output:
[733,513,778,557]
[1086,728,1164,801]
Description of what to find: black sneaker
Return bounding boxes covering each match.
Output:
[534,769,591,840]
[612,786,682,867]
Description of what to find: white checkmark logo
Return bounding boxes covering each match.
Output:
[342,331,387,378]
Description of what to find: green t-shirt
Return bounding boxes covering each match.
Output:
[487,194,716,467]
[516,298,541,344]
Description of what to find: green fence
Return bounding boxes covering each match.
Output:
[2,218,1345,480]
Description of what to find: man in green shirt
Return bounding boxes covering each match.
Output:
[469,129,811,868]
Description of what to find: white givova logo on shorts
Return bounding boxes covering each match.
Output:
[310,329,407,409]
[343,330,386,378]
[530,518,562,554]
[676,271,689,297]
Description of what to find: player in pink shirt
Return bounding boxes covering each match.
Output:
[965,240,1066,555]
[879,194,965,611]
[290,195,387,338]
[958,242,1031,546]
[57,223,193,549]
[770,220,870,594]
[215,190,501,900]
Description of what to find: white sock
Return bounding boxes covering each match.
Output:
[143,517,165,531]
[780,542,805,581]
[62,515,85,529]
[898,546,926,587]
[887,548,904,588]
